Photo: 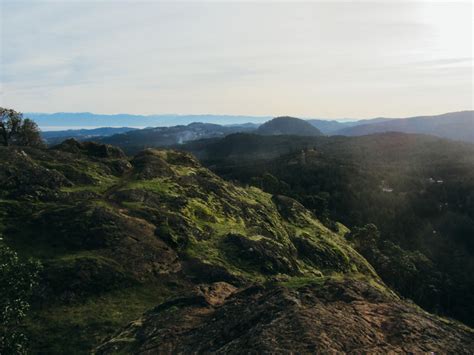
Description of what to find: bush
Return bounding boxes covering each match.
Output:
[0,243,42,354]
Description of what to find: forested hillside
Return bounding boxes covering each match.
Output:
[257,116,322,136]
[184,132,474,326]
[97,122,256,154]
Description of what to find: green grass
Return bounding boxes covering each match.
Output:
[181,205,267,281]
[123,178,180,196]
[61,182,115,194]
[42,160,117,182]
[276,273,389,294]
[40,158,121,194]
[170,165,197,177]
[26,282,177,355]
[121,201,146,210]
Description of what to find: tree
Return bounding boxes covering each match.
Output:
[0,243,42,354]
[0,108,44,147]
[346,223,380,258]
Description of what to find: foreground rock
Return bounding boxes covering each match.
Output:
[96,279,474,354]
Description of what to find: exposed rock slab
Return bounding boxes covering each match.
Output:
[96,279,474,354]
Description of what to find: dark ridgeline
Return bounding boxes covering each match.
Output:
[257,116,323,136]
[312,111,474,143]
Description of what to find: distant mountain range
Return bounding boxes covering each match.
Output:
[28,112,272,129]
[46,117,322,153]
[330,111,474,142]
[41,127,138,145]
[96,122,257,154]
[307,117,392,134]
[39,111,474,147]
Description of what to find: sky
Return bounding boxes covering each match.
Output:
[1,0,473,119]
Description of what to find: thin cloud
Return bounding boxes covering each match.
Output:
[1,1,472,117]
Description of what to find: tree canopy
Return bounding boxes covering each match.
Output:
[0,108,44,147]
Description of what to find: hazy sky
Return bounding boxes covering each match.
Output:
[1,1,473,118]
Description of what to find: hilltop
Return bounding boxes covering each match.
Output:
[257,116,322,136]
[307,117,392,134]
[1,140,472,353]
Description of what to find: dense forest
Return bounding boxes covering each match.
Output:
[184,132,474,326]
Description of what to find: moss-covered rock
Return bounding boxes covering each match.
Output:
[53,138,127,159]
[223,233,299,275]
[0,148,72,199]
[131,149,174,180]
[40,255,134,302]
[291,232,351,272]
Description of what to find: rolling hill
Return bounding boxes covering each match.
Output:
[97,122,256,154]
[41,127,138,145]
[308,117,392,134]
[1,140,472,353]
[257,116,322,136]
[334,111,474,142]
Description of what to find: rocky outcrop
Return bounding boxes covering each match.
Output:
[0,148,72,199]
[96,279,474,354]
[53,138,126,159]
[223,233,299,275]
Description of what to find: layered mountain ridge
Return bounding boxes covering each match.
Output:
[39,111,474,150]
[334,110,474,142]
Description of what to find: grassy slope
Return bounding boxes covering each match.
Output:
[0,144,384,353]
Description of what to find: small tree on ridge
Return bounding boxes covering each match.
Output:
[0,108,43,147]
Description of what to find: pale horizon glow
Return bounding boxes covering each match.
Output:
[1,1,473,119]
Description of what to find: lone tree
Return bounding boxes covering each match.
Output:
[0,108,43,147]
